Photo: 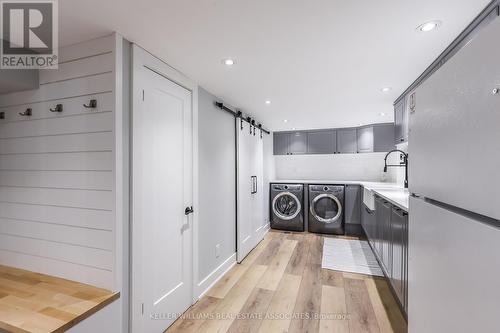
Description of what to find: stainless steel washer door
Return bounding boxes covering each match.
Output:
[272,192,301,220]
[310,194,342,223]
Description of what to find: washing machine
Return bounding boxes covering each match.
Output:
[270,184,304,232]
[308,185,345,235]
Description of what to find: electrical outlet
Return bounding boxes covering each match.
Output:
[215,244,221,258]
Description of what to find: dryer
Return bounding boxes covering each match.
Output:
[308,184,345,235]
[270,184,304,232]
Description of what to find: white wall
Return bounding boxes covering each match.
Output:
[274,153,390,181]
[0,35,120,289]
[0,34,128,332]
[196,88,236,297]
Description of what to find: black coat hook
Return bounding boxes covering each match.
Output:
[0,112,5,120]
[49,104,63,113]
[19,108,32,116]
[83,99,97,108]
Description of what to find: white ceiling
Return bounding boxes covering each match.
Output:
[59,0,489,131]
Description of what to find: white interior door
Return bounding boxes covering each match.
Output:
[237,119,265,262]
[133,67,193,332]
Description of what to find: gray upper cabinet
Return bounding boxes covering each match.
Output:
[345,185,361,224]
[289,132,307,154]
[394,98,408,144]
[273,123,395,156]
[336,128,357,154]
[357,127,374,153]
[273,132,290,155]
[373,123,396,152]
[306,130,336,154]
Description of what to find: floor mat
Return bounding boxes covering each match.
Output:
[322,238,384,277]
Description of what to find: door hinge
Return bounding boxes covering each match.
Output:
[142,89,145,101]
[141,303,144,315]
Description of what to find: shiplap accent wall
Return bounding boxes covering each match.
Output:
[0,35,118,289]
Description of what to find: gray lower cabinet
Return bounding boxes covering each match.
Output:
[367,194,408,314]
[289,132,307,154]
[273,132,290,155]
[344,185,361,224]
[390,206,408,311]
[375,196,392,274]
[362,204,375,247]
[337,128,357,153]
[306,130,336,154]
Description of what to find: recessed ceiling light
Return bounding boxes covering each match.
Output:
[380,112,386,116]
[292,128,296,130]
[265,100,271,105]
[417,21,442,33]
[222,58,235,66]
[381,87,392,93]
[283,119,288,123]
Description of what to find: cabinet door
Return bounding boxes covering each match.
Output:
[381,200,392,276]
[374,197,383,259]
[289,132,307,154]
[273,132,289,155]
[373,123,396,152]
[337,128,357,153]
[362,204,375,245]
[306,130,336,154]
[357,126,374,153]
[394,99,405,144]
[345,185,361,224]
[403,210,408,312]
[390,206,405,306]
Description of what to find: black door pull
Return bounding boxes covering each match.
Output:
[185,206,194,215]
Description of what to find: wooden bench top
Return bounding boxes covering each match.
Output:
[0,265,120,333]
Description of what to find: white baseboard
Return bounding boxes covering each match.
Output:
[196,253,237,299]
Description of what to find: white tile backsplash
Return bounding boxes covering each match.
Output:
[274,153,390,181]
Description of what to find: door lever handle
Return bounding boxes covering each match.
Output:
[185,206,194,216]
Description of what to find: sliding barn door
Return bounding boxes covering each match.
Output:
[237,119,265,262]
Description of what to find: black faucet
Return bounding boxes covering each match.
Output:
[383,149,409,188]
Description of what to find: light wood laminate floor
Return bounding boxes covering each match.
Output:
[166,230,407,333]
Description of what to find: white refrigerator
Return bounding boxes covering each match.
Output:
[408,15,500,333]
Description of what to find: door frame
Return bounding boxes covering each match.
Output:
[130,45,199,332]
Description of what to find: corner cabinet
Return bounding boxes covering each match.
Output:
[344,185,361,224]
[363,194,408,315]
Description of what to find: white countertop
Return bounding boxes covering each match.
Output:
[271,179,409,211]
[370,187,409,211]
